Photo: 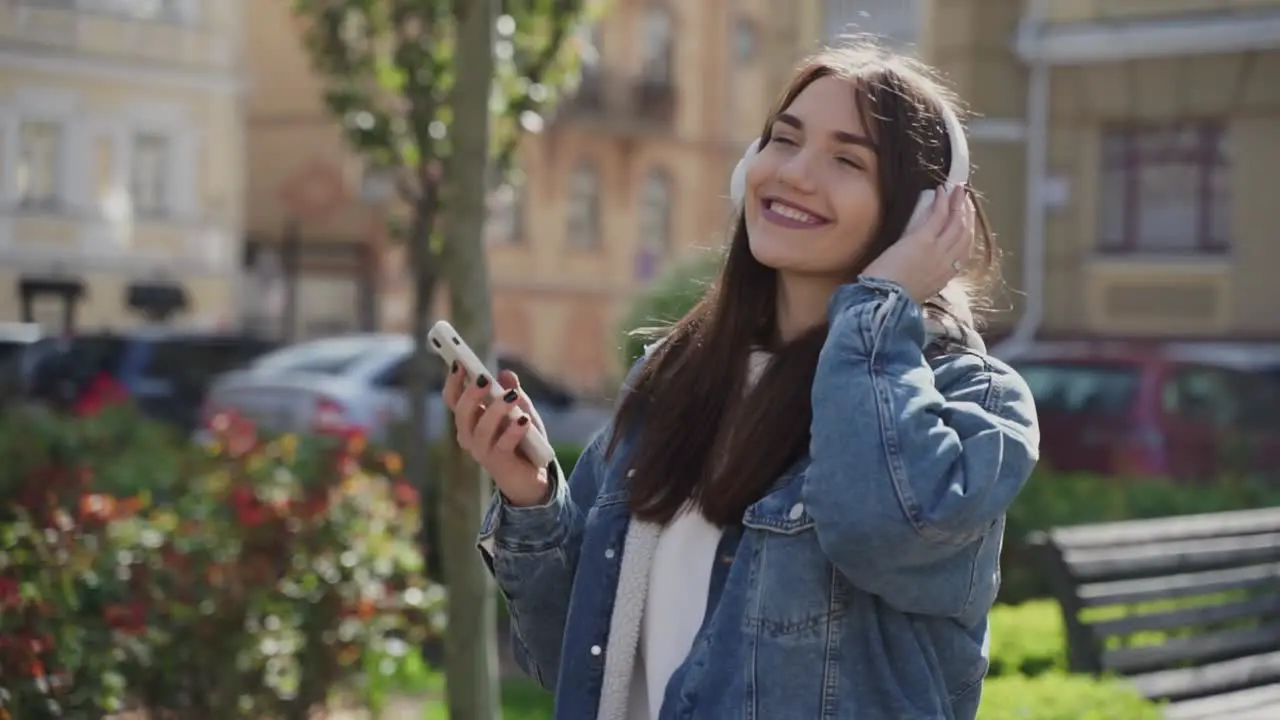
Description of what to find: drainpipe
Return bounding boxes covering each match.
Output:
[996,0,1050,359]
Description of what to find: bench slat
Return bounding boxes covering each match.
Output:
[1090,594,1280,640]
[1046,507,1280,550]
[1078,563,1280,608]
[1107,623,1280,678]
[1163,683,1280,720]
[1128,648,1280,702]
[1064,533,1280,583]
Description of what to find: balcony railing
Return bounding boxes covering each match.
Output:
[556,69,677,131]
[0,0,234,71]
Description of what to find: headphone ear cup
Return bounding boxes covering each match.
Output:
[905,189,936,234]
[730,156,750,206]
[729,138,762,206]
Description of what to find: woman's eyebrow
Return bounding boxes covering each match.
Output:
[774,113,874,148]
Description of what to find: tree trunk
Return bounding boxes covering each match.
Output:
[438,1,501,719]
[405,191,439,556]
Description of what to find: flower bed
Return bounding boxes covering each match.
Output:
[0,406,440,719]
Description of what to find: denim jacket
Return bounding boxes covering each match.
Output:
[477,277,1040,720]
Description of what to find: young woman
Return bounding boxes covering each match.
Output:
[444,42,1039,720]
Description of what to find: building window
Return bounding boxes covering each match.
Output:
[17,120,63,209]
[131,133,170,217]
[488,182,525,245]
[567,162,601,249]
[734,17,758,63]
[91,0,187,23]
[640,7,673,82]
[1099,123,1229,255]
[639,169,672,251]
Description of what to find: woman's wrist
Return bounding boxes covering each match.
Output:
[501,467,553,508]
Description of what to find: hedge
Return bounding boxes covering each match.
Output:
[0,405,438,719]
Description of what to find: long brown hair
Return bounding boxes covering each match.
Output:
[611,43,1001,527]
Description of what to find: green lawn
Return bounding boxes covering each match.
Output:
[419,677,552,720]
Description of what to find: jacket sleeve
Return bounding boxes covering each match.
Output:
[475,427,607,689]
[803,277,1040,622]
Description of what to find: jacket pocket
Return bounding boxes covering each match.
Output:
[740,468,845,639]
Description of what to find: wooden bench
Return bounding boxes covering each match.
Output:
[1029,506,1280,720]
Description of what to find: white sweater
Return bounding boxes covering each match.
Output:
[625,351,771,720]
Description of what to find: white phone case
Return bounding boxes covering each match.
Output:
[428,320,557,469]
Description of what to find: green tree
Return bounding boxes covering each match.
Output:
[617,249,723,367]
[291,0,593,716]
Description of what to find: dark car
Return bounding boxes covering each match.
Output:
[4,329,277,433]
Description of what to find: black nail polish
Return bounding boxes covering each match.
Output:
[503,389,518,403]
[476,375,489,388]
[517,415,529,426]
[451,361,458,373]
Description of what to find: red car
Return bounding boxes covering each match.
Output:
[1007,343,1280,482]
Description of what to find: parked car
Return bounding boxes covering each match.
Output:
[3,329,277,432]
[201,334,612,448]
[1006,343,1280,481]
[0,322,41,367]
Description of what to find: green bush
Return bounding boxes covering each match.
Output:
[987,600,1065,678]
[1001,472,1280,601]
[0,406,438,719]
[978,672,1162,719]
[618,250,723,368]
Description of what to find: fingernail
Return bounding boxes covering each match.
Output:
[517,415,529,426]
[451,361,458,373]
[503,389,518,403]
[476,375,489,388]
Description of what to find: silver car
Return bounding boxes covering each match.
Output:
[201,334,612,449]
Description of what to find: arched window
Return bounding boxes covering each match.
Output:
[640,7,673,81]
[567,161,601,249]
[639,168,672,251]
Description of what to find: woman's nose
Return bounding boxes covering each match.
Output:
[776,151,819,194]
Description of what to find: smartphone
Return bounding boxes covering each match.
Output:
[428,320,557,469]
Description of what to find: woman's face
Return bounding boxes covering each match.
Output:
[744,75,881,280]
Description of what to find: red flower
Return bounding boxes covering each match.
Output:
[392,481,420,508]
[103,602,147,635]
[230,485,270,527]
[0,576,21,609]
[73,372,129,417]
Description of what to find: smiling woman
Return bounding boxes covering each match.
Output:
[452,39,1039,720]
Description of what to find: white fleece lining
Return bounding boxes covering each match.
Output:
[596,518,661,720]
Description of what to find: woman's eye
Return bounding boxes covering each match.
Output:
[772,136,798,147]
[836,156,862,170]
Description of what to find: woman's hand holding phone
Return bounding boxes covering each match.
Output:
[443,365,552,507]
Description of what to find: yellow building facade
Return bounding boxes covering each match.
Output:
[0,1,245,332]
[241,0,384,341]
[915,0,1280,346]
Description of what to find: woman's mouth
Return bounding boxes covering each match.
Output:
[760,198,832,229]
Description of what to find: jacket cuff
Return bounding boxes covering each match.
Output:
[477,461,570,558]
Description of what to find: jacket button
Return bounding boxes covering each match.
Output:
[604,548,616,559]
[788,502,805,520]
[590,644,602,656]
[626,468,636,478]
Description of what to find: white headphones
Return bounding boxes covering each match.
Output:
[729,98,970,235]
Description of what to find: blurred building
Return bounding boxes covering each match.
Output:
[241,0,383,341]
[830,0,1280,348]
[0,0,246,332]
[443,0,819,394]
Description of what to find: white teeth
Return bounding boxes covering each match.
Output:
[768,200,820,224]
